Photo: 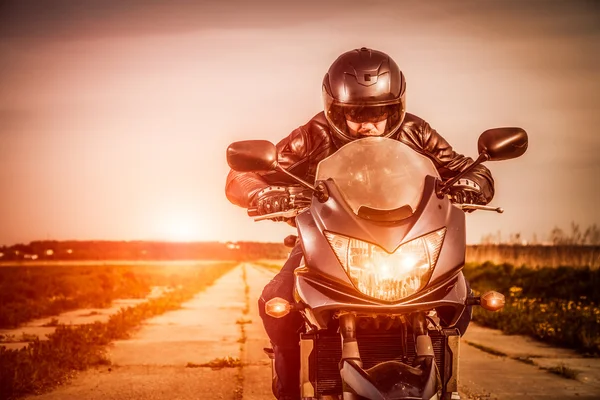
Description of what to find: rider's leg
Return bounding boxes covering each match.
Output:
[258,244,304,400]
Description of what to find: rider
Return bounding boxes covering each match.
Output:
[225,47,493,400]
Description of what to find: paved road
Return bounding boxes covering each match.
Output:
[26,263,600,400]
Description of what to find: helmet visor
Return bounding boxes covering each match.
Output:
[323,88,405,140]
[343,105,392,123]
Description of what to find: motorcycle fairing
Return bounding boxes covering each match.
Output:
[295,269,469,330]
[294,176,467,315]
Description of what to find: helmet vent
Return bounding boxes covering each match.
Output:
[364,74,371,82]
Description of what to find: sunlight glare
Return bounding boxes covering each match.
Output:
[159,212,202,242]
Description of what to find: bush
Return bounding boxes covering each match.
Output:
[465,262,600,355]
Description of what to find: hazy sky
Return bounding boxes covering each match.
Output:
[0,0,599,245]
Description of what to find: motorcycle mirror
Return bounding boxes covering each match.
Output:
[478,127,528,161]
[437,127,528,196]
[226,140,323,196]
[226,140,278,172]
[480,291,505,312]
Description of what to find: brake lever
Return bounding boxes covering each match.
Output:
[253,207,309,222]
[457,204,504,213]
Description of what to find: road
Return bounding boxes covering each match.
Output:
[26,263,600,400]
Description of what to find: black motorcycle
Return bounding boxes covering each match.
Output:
[227,127,527,400]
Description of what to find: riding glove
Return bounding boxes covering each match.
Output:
[449,178,487,210]
[255,186,291,216]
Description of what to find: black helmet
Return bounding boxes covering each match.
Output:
[322,47,406,146]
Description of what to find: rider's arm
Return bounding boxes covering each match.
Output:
[225,170,269,208]
[224,129,309,208]
[416,117,495,203]
[225,113,334,208]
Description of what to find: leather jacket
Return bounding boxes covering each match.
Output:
[225,112,494,208]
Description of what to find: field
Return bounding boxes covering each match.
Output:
[0,261,236,400]
[466,244,600,269]
[463,262,600,355]
[0,261,226,329]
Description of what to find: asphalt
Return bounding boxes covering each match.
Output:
[22,263,600,400]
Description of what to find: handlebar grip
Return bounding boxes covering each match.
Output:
[247,208,259,217]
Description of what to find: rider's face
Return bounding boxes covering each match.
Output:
[343,107,389,137]
[345,118,388,137]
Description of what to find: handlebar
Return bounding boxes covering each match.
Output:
[248,206,308,221]
[456,204,504,213]
[249,198,504,220]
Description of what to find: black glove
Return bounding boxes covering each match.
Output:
[255,186,290,216]
[449,179,486,211]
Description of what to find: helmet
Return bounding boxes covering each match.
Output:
[322,47,406,146]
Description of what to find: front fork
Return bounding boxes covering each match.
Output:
[339,313,361,400]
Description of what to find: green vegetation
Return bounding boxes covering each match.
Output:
[0,240,288,262]
[464,262,600,355]
[513,356,536,365]
[0,262,235,400]
[0,263,221,328]
[544,363,581,380]
[463,341,508,357]
[186,356,242,370]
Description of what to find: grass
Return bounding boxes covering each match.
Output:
[464,262,600,355]
[544,363,581,380]
[0,263,217,329]
[513,356,536,365]
[0,262,236,400]
[186,356,242,370]
[41,318,60,327]
[464,341,507,357]
[78,311,101,317]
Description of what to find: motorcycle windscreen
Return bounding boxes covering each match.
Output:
[315,137,440,218]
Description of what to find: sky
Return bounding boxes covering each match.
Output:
[0,0,599,245]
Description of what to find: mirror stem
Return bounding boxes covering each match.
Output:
[275,166,329,203]
[275,165,316,191]
[437,152,490,195]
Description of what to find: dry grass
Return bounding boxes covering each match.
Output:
[544,363,581,380]
[466,245,600,269]
[464,341,507,357]
[186,356,242,370]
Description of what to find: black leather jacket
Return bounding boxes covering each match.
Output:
[225,112,494,208]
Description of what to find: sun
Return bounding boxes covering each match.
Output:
[159,213,202,242]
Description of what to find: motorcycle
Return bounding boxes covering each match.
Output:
[227,127,528,400]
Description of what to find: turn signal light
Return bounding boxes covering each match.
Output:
[480,291,505,311]
[265,297,292,318]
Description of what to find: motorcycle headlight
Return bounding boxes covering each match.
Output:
[325,228,446,302]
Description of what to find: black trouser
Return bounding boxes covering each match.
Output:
[258,244,473,399]
[258,244,304,399]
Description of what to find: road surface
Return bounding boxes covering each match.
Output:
[26,263,600,400]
